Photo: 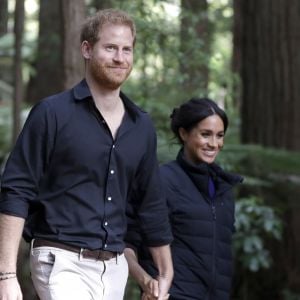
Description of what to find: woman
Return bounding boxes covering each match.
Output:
[125,97,243,300]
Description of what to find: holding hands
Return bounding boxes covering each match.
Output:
[141,277,169,300]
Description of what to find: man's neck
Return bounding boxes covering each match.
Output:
[85,75,125,139]
[86,75,122,112]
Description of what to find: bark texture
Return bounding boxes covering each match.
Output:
[239,0,300,151]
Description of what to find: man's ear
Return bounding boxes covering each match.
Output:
[81,41,92,59]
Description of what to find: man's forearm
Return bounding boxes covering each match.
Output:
[0,213,25,271]
[124,247,153,289]
[124,247,161,299]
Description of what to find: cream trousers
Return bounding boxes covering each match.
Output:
[30,244,128,300]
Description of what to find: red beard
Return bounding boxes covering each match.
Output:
[89,59,132,90]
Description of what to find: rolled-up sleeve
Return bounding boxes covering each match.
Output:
[0,101,55,218]
[129,120,173,247]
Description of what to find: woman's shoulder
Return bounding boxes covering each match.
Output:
[159,160,190,187]
[160,160,181,176]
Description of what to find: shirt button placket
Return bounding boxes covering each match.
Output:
[104,143,116,250]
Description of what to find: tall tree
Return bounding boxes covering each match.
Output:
[0,0,8,37]
[12,0,25,143]
[180,0,210,95]
[92,0,115,9]
[238,0,300,151]
[26,0,63,103]
[231,0,242,108]
[26,0,85,104]
[61,0,85,89]
[235,0,300,297]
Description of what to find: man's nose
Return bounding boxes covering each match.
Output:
[113,50,125,62]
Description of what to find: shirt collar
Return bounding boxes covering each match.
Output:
[73,79,92,100]
[72,79,143,122]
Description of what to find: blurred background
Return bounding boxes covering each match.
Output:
[1,0,300,299]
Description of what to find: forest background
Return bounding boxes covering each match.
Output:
[1,0,300,299]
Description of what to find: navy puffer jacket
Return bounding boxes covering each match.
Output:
[126,150,243,300]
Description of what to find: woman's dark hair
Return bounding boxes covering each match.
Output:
[170,97,228,144]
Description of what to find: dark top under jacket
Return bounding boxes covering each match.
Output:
[0,79,172,252]
[126,149,243,300]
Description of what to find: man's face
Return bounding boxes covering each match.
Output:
[83,23,134,90]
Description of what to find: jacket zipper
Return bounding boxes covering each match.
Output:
[209,197,217,299]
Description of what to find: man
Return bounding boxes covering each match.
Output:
[0,9,173,300]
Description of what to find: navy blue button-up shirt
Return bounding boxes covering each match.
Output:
[0,80,172,251]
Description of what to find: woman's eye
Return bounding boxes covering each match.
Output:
[201,132,210,138]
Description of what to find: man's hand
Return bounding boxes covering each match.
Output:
[124,247,169,299]
[141,277,159,300]
[124,246,173,300]
[0,277,23,300]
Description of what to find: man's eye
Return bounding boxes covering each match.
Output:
[106,46,115,51]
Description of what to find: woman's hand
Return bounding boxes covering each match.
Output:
[141,277,169,300]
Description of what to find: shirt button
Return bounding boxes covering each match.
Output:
[112,144,115,148]
[107,196,112,201]
[110,170,115,174]
[104,244,107,248]
[104,221,108,226]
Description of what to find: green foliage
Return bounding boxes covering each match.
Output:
[0,5,37,84]
[157,132,179,163]
[117,0,238,136]
[0,105,31,165]
[217,144,300,177]
[240,145,300,176]
[0,105,12,163]
[208,0,236,108]
[234,196,283,272]
[282,289,300,300]
[121,0,182,103]
[124,277,140,300]
[218,144,300,180]
[2,1,299,298]
[0,33,14,56]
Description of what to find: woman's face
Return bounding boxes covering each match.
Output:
[179,115,225,164]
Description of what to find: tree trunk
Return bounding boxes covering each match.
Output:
[12,0,24,144]
[180,0,210,95]
[232,0,242,108]
[26,0,87,103]
[239,0,300,151]
[92,0,116,9]
[26,0,64,104]
[236,1,300,297]
[0,0,8,37]
[61,0,85,89]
